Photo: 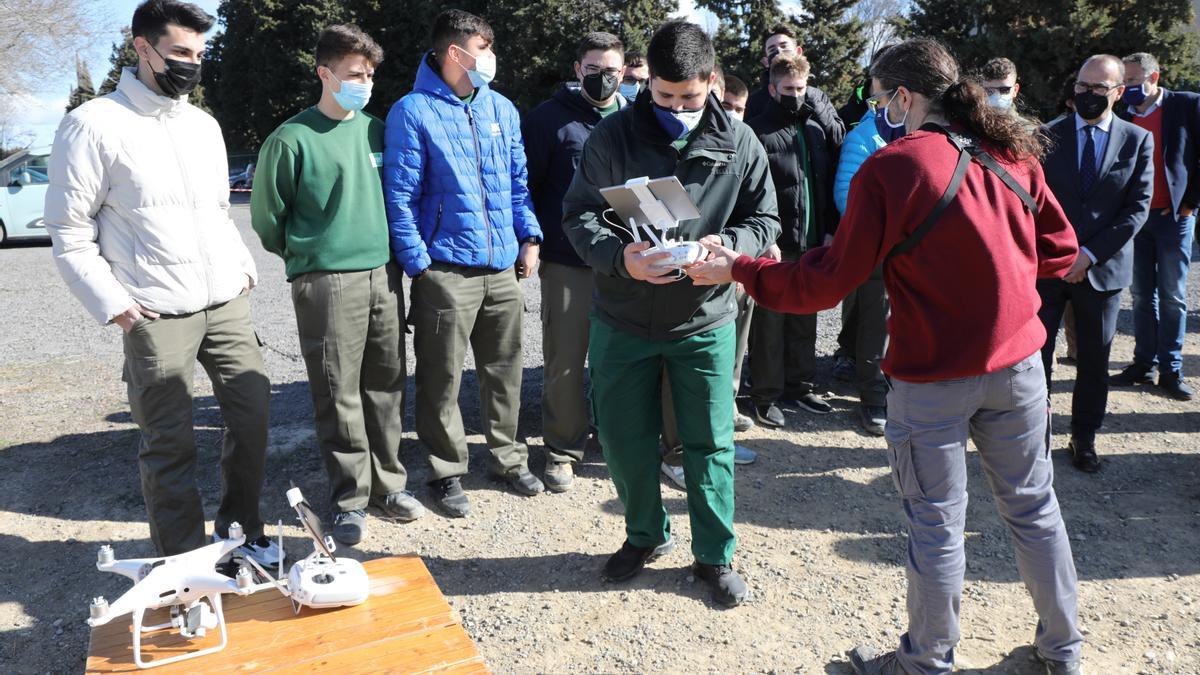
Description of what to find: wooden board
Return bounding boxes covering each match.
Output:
[85,555,488,674]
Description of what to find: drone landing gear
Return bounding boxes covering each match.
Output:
[130,595,228,669]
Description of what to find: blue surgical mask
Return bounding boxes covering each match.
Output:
[653,103,705,139]
[1121,81,1149,107]
[874,96,908,143]
[987,92,1013,110]
[331,74,372,112]
[619,82,640,101]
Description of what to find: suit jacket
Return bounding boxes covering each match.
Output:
[1041,114,1154,291]
[1119,89,1200,214]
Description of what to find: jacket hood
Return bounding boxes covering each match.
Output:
[631,89,735,150]
[117,67,187,117]
[413,51,491,105]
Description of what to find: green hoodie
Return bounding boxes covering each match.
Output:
[251,107,390,280]
[562,93,780,341]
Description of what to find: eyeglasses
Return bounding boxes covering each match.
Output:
[582,64,622,76]
[622,76,648,86]
[865,88,895,113]
[1074,81,1119,95]
[983,85,1013,96]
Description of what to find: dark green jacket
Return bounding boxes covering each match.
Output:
[562,92,780,341]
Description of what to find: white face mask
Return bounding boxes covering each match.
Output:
[987,92,1013,110]
[454,45,496,88]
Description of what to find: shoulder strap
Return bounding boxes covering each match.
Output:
[887,127,1039,260]
[887,134,971,259]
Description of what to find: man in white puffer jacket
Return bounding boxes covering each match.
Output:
[44,0,281,566]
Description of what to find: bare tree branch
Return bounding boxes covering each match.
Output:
[0,0,110,97]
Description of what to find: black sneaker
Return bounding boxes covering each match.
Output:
[833,354,856,382]
[1069,437,1100,473]
[603,537,675,582]
[1109,362,1155,386]
[859,404,886,436]
[1159,374,1195,401]
[431,477,470,518]
[1034,650,1083,674]
[754,403,785,428]
[544,461,574,493]
[332,509,367,546]
[847,645,906,674]
[496,466,544,496]
[691,561,748,607]
[791,392,833,414]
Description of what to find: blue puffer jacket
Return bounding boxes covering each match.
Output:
[833,110,888,215]
[383,53,541,277]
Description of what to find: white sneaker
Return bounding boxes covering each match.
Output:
[660,461,686,489]
[213,531,285,567]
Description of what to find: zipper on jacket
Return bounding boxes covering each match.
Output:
[427,203,444,245]
[162,114,213,307]
[466,105,493,267]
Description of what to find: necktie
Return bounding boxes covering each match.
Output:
[1080,125,1097,195]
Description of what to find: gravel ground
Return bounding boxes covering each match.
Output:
[1,200,1198,674]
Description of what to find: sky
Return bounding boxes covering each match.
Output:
[18,0,220,150]
[18,0,723,150]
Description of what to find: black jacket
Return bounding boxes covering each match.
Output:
[748,95,840,252]
[1118,89,1200,214]
[521,85,627,266]
[562,92,780,341]
[745,72,846,146]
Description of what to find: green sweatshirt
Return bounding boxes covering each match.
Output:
[250,107,390,280]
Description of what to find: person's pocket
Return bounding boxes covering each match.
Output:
[884,430,924,499]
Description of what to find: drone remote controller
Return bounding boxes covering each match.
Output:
[640,241,705,270]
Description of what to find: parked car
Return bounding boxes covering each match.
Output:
[230,162,255,190]
[0,149,51,244]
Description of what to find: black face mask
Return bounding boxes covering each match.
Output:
[582,71,619,103]
[149,44,202,98]
[1073,91,1110,120]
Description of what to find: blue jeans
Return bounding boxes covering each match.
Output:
[1131,209,1196,376]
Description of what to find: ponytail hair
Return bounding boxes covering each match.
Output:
[871,39,1046,162]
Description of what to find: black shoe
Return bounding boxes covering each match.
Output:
[832,354,856,382]
[603,537,675,582]
[1034,650,1083,674]
[691,561,748,607]
[431,477,470,518]
[369,491,425,522]
[1069,437,1100,473]
[753,403,785,428]
[543,461,574,493]
[1159,374,1195,401]
[1056,354,1078,367]
[789,392,833,414]
[847,645,906,674]
[332,509,367,546]
[496,466,545,496]
[1109,362,1155,386]
[859,404,886,436]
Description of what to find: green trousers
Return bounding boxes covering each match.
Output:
[292,264,408,513]
[409,262,528,480]
[539,261,594,462]
[588,318,737,565]
[122,292,269,556]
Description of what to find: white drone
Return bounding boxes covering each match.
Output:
[86,487,369,669]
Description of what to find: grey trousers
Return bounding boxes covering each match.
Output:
[409,262,528,480]
[292,264,408,513]
[885,352,1082,673]
[122,292,269,556]
[662,287,754,451]
[539,261,594,462]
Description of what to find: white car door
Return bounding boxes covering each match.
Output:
[3,154,50,239]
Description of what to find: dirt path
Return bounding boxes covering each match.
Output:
[1,208,1197,673]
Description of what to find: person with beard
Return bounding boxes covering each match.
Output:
[522,32,629,492]
[744,53,840,428]
[743,23,845,146]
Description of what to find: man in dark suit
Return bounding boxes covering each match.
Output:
[1039,54,1154,473]
[1110,52,1200,401]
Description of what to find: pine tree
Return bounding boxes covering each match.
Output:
[796,0,867,107]
[98,29,138,96]
[695,0,786,83]
[65,53,95,113]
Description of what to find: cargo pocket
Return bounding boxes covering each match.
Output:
[121,322,166,388]
[885,432,925,499]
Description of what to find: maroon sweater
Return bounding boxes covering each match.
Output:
[732,129,1079,382]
